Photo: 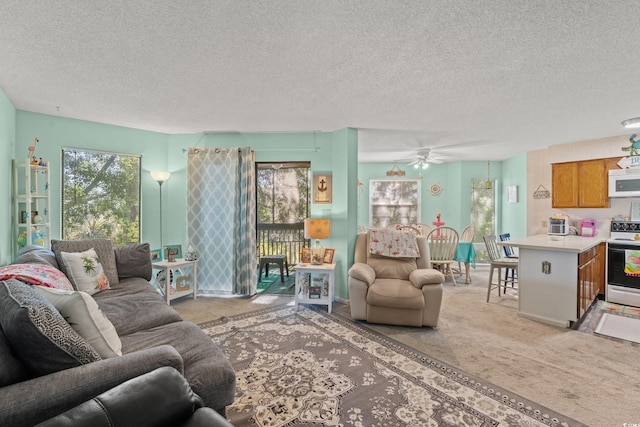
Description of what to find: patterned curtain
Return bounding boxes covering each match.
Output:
[187,147,257,296]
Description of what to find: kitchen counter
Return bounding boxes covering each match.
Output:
[501,234,605,253]
[500,234,606,328]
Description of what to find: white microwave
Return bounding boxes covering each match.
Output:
[609,169,640,198]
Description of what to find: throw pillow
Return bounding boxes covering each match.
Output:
[59,248,110,295]
[114,242,152,280]
[0,263,74,291]
[11,245,60,269]
[34,286,122,358]
[0,279,101,376]
[52,239,119,287]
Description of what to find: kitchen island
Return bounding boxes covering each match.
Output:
[501,234,606,328]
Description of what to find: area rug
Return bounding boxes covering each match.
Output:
[200,304,583,427]
[595,313,640,344]
[256,270,294,295]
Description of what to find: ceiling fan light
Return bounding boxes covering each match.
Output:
[622,117,640,129]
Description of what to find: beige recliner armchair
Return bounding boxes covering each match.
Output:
[348,231,445,327]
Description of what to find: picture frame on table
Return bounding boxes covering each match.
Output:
[323,248,335,264]
[301,247,311,264]
[163,244,182,262]
[150,248,162,262]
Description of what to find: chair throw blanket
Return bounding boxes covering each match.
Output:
[368,228,419,258]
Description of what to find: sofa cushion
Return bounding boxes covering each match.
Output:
[0,326,29,387]
[52,239,119,287]
[0,263,74,291]
[114,243,152,281]
[11,245,60,269]
[59,248,110,295]
[94,278,182,336]
[120,321,236,411]
[0,279,101,376]
[33,286,122,358]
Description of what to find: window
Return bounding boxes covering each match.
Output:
[369,179,421,227]
[471,178,496,262]
[62,148,141,245]
[256,162,310,265]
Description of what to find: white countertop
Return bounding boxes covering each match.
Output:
[500,234,606,253]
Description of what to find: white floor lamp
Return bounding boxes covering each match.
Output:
[150,171,171,259]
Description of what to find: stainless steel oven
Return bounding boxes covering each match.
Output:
[607,221,640,308]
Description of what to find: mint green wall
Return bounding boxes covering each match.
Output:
[500,153,527,238]
[14,111,169,251]
[10,113,357,296]
[0,89,16,264]
[357,160,511,236]
[161,130,356,299]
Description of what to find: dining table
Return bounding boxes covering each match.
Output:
[453,241,477,284]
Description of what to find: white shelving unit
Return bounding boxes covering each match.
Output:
[12,158,51,255]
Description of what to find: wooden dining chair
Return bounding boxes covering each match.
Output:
[414,223,433,236]
[426,226,459,286]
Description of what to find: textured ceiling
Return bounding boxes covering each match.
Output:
[1,1,639,163]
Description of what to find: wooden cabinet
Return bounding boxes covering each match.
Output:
[552,162,578,207]
[577,243,605,319]
[552,157,621,208]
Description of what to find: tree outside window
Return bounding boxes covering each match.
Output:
[62,149,141,246]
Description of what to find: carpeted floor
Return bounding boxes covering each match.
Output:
[201,304,584,426]
[174,265,640,427]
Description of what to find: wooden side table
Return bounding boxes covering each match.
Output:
[294,263,335,313]
[151,258,198,304]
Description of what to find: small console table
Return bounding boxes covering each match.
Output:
[294,263,335,313]
[151,258,198,304]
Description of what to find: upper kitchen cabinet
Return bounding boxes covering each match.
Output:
[552,157,621,208]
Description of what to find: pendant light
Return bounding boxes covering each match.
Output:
[485,161,493,190]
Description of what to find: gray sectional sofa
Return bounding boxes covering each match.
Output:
[0,241,235,427]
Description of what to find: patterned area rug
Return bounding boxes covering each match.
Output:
[200,304,583,427]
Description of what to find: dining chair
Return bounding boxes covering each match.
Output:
[426,226,459,286]
[414,223,433,236]
[457,225,475,276]
[499,233,518,285]
[483,235,518,302]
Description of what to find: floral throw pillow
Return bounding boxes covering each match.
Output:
[59,248,110,295]
[0,263,74,291]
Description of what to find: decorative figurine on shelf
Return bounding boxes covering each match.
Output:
[27,137,38,161]
[38,157,46,166]
[17,228,45,249]
[31,156,38,165]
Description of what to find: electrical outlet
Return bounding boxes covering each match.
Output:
[542,220,547,228]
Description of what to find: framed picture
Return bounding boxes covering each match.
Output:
[323,248,335,264]
[313,173,332,204]
[150,248,162,263]
[301,247,311,264]
[163,244,182,262]
[507,185,518,204]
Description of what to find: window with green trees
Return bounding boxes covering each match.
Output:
[62,149,141,246]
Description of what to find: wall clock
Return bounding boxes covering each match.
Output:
[430,184,442,196]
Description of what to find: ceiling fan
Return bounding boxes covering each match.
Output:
[403,149,445,170]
